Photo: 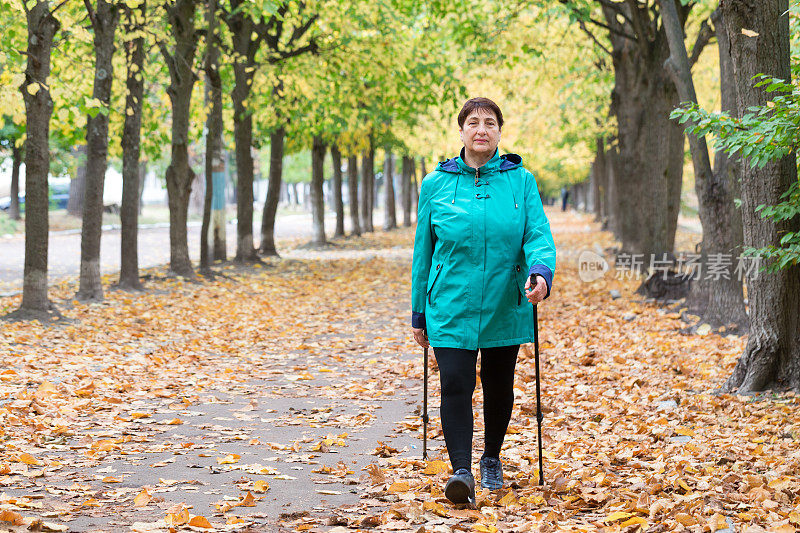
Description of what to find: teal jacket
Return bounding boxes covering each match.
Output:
[411,149,556,350]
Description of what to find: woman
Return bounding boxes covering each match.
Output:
[411,97,556,505]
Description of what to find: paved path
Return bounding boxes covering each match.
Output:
[0,212,351,294]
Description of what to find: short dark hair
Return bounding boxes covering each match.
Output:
[457,97,503,130]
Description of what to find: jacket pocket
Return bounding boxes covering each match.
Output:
[513,265,525,306]
[427,263,443,304]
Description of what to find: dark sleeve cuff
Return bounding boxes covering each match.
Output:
[528,264,553,299]
[411,311,426,329]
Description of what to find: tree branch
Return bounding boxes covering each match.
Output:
[82,0,97,28]
[578,19,612,56]
[558,0,638,42]
[688,16,714,69]
[596,0,633,26]
[268,40,317,64]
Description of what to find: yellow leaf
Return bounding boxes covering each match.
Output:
[498,490,517,506]
[166,418,183,425]
[0,510,23,525]
[675,427,695,437]
[473,525,498,533]
[37,381,58,395]
[165,507,190,526]
[26,83,40,95]
[131,412,151,419]
[388,481,410,493]
[621,517,648,528]
[187,516,213,529]
[422,460,450,475]
[240,491,257,507]
[133,489,152,507]
[604,511,634,523]
[708,514,728,532]
[217,453,241,465]
[102,476,123,483]
[253,480,270,493]
[18,453,42,466]
[741,28,759,38]
[675,513,696,526]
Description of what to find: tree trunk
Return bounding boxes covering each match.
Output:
[118,0,145,290]
[401,155,412,227]
[330,144,345,238]
[259,127,284,256]
[603,5,684,261]
[310,135,326,245]
[347,155,361,236]
[160,0,198,277]
[201,0,221,272]
[68,145,86,217]
[606,143,620,237]
[138,160,146,214]
[661,1,746,330]
[17,0,59,315]
[592,137,606,223]
[721,0,800,393]
[9,143,21,220]
[77,0,119,301]
[231,79,258,262]
[383,148,396,230]
[361,149,373,232]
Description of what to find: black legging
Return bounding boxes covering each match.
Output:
[433,345,519,471]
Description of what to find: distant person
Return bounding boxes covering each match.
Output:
[411,97,556,505]
[560,186,569,211]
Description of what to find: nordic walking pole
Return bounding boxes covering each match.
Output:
[533,304,545,485]
[422,344,429,460]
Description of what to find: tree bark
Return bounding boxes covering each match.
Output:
[17,0,60,315]
[160,0,198,277]
[330,144,345,238]
[383,148,396,230]
[606,143,620,237]
[201,0,222,272]
[230,78,258,261]
[401,155,412,227]
[347,155,361,236]
[9,143,21,220]
[592,137,606,223]
[602,4,685,262]
[661,1,746,330]
[361,149,374,232]
[67,145,86,217]
[310,135,326,245]
[77,0,119,301]
[259,127,285,256]
[118,0,145,290]
[721,0,800,393]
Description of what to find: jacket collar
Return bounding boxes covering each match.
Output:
[437,148,522,174]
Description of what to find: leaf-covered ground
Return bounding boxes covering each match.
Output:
[1,209,799,532]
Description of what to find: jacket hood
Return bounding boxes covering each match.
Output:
[436,148,522,174]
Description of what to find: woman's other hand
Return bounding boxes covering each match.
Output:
[525,276,548,305]
[412,328,429,348]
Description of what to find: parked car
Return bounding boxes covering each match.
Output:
[0,183,70,212]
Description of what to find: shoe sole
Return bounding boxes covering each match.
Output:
[445,479,473,504]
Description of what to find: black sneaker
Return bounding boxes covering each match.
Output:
[479,457,503,490]
[444,468,475,505]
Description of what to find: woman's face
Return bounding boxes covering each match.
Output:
[459,108,501,158]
